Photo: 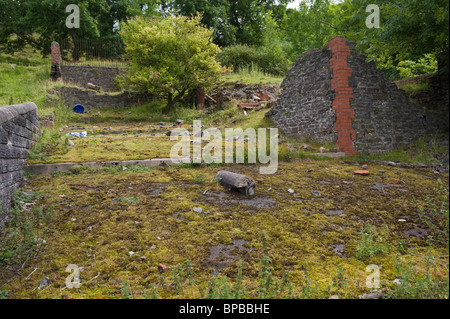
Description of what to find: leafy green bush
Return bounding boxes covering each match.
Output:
[120,15,223,111]
[217,44,290,76]
[397,54,438,79]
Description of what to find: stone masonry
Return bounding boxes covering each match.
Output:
[267,36,436,155]
[61,65,127,92]
[0,102,41,228]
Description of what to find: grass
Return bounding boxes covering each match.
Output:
[396,81,431,94]
[221,64,284,85]
[0,60,49,108]
[350,136,449,164]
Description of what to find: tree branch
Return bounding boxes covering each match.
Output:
[12,31,45,51]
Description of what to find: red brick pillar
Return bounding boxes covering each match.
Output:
[328,37,357,155]
[50,41,62,81]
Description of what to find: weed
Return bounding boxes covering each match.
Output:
[415,179,449,247]
[28,129,69,162]
[0,290,10,299]
[328,265,350,297]
[300,269,320,299]
[386,251,449,299]
[232,259,247,298]
[206,274,234,299]
[356,224,390,260]
[190,172,207,184]
[119,197,140,205]
[144,284,159,299]
[0,189,46,267]
[120,280,133,299]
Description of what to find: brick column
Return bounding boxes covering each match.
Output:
[328,37,357,155]
[50,41,62,81]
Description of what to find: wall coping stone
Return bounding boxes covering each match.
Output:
[0,102,38,125]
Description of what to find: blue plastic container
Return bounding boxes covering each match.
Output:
[73,104,85,113]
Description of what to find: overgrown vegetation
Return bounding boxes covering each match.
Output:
[217,45,290,76]
[0,160,447,299]
[1,2,448,301]
[0,189,53,268]
[119,15,224,112]
[415,179,449,247]
[386,251,449,299]
[356,224,390,260]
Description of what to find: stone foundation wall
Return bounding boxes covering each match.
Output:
[51,86,152,110]
[0,102,41,228]
[61,65,127,92]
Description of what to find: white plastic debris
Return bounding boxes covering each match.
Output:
[66,131,87,137]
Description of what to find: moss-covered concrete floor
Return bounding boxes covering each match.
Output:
[2,158,448,299]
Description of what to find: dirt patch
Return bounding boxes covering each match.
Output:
[371,182,408,193]
[141,182,169,196]
[403,228,428,238]
[201,191,276,210]
[206,239,252,275]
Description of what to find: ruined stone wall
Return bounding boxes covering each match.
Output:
[61,65,127,92]
[267,47,336,142]
[345,40,427,153]
[50,86,152,110]
[268,36,444,155]
[396,73,449,135]
[0,103,41,227]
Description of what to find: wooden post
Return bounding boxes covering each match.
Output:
[196,87,205,110]
[215,92,222,109]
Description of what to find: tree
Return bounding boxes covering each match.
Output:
[331,0,449,75]
[280,0,337,59]
[119,15,224,111]
[0,0,160,57]
[162,0,291,47]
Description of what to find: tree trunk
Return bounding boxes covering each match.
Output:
[164,93,175,113]
[196,87,205,110]
[164,89,187,113]
[71,29,80,61]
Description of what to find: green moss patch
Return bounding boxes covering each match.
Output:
[1,160,448,298]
